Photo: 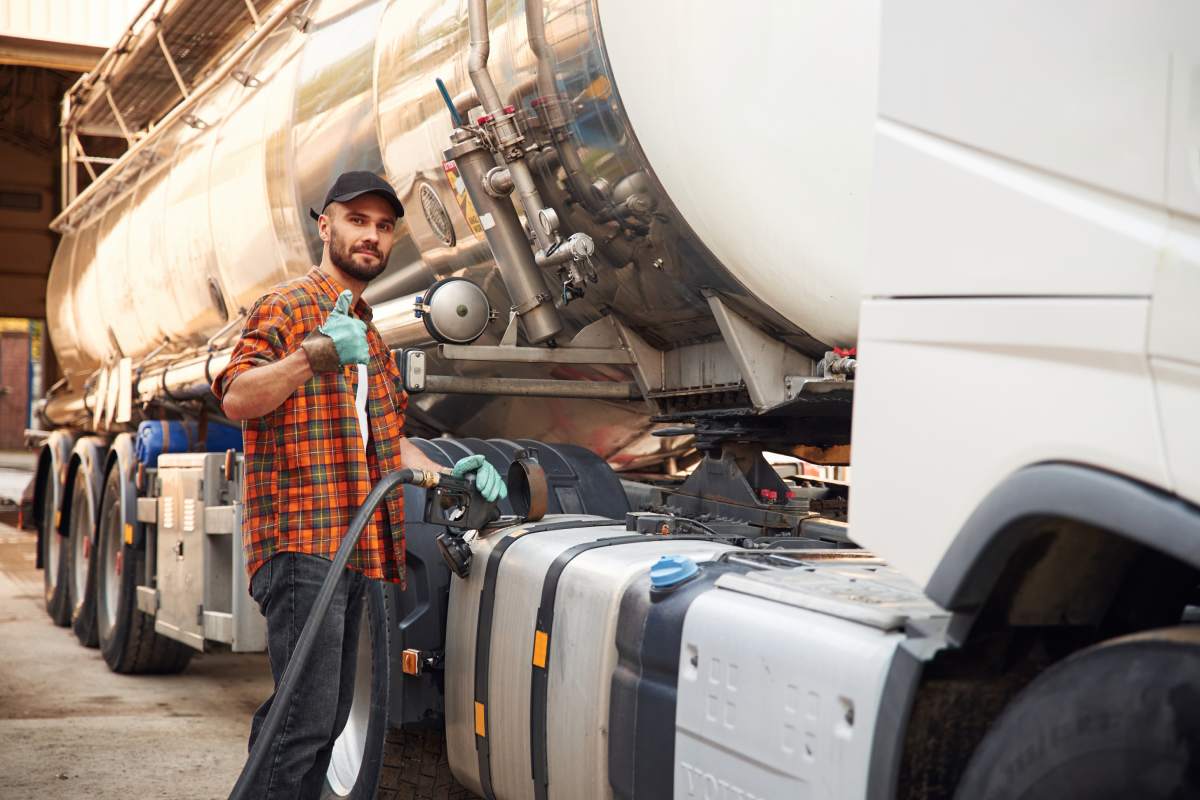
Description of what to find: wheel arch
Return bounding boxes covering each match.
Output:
[891,463,1200,799]
[33,431,79,568]
[927,462,1200,632]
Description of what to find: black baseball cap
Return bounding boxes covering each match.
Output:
[309,171,404,221]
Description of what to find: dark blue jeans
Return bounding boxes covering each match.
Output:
[245,552,368,800]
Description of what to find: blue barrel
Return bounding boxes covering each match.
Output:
[135,420,242,467]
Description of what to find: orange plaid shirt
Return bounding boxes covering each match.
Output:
[212,268,408,585]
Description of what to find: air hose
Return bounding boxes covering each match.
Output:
[228,467,438,800]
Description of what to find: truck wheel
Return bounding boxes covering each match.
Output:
[95,465,193,674]
[376,726,471,800]
[322,582,470,800]
[955,627,1200,799]
[42,476,71,626]
[322,582,390,799]
[67,474,100,647]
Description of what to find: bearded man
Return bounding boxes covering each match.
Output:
[211,171,505,799]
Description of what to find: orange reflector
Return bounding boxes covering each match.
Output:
[532,630,549,668]
[401,649,420,675]
[124,523,134,545]
[54,510,61,529]
[474,702,486,737]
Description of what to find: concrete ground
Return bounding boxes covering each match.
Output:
[0,521,273,799]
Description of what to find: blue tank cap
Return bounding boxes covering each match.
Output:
[650,555,699,589]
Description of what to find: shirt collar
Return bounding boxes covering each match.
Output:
[309,266,374,322]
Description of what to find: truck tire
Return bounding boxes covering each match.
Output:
[376,727,472,800]
[955,626,1200,799]
[322,581,392,799]
[95,465,193,674]
[67,473,100,647]
[42,475,71,626]
[321,581,470,800]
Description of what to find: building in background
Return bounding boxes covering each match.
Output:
[0,1,145,406]
[0,318,41,448]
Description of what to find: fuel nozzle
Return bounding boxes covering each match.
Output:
[427,472,496,579]
[426,450,549,579]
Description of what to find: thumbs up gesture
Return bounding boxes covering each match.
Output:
[302,290,369,372]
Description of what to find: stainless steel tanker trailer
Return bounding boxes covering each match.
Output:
[28,0,1200,798]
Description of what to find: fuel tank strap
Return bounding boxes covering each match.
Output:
[473,518,619,800]
[528,534,717,800]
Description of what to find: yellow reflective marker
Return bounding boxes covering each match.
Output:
[124,523,134,545]
[532,630,549,668]
[55,511,61,528]
[474,702,486,737]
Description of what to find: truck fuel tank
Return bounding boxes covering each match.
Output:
[444,519,735,799]
[446,530,950,799]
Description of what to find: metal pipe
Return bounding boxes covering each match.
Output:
[103,86,134,144]
[424,375,641,400]
[446,131,562,343]
[242,0,262,27]
[465,0,557,252]
[155,26,191,99]
[466,0,505,118]
[508,160,556,251]
[60,107,72,207]
[452,88,478,121]
[534,232,593,269]
[41,292,439,427]
[525,0,597,211]
[526,0,563,127]
[70,131,98,183]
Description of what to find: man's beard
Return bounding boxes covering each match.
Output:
[329,228,387,282]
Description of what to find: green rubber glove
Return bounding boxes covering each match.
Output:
[319,290,369,366]
[451,454,508,503]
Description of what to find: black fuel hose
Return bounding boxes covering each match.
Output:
[228,467,427,800]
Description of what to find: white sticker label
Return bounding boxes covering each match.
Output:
[455,177,466,193]
[479,212,495,230]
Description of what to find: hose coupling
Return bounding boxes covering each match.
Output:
[410,468,442,489]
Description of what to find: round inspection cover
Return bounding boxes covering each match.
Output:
[422,277,490,344]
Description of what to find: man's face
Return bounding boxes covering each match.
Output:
[322,194,397,282]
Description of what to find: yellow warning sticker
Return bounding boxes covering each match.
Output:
[443,160,484,239]
[532,630,549,668]
[474,702,487,737]
[124,523,134,545]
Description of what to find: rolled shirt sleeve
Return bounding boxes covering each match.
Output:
[211,292,297,403]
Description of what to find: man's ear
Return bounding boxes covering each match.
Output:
[318,214,330,242]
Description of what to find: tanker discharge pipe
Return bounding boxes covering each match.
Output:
[467,0,558,252]
[40,291,436,427]
[445,129,563,344]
